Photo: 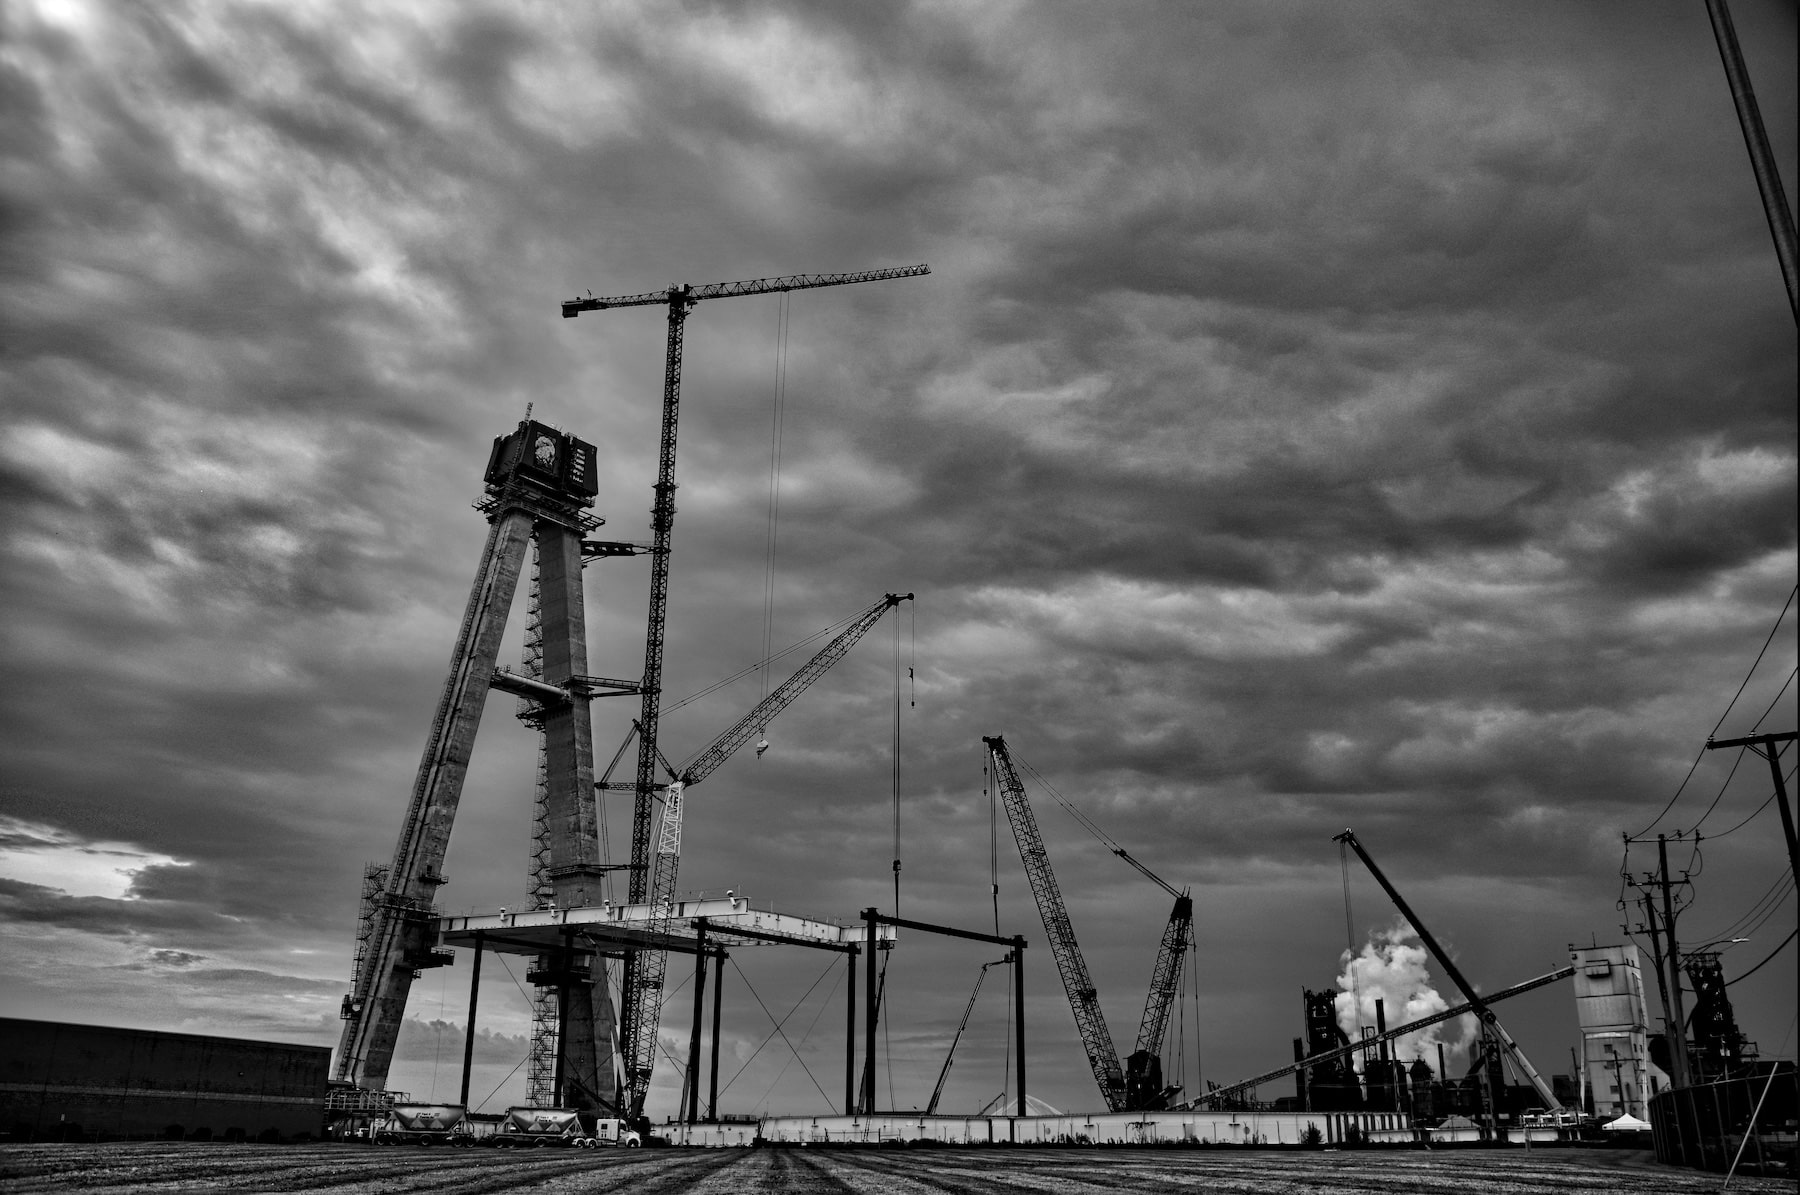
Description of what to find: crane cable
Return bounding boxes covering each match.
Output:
[1630,583,1796,840]
[759,292,791,719]
[1012,755,1131,859]
[893,610,902,917]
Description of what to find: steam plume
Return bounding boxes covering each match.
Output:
[1336,918,1474,1074]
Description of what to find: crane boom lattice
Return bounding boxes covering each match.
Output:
[1125,892,1193,1108]
[985,735,1126,1110]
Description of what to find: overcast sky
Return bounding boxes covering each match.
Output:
[2,0,1794,1120]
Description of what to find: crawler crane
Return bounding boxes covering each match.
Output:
[984,735,1194,1112]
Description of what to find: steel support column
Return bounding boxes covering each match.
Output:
[685,920,709,1124]
[845,946,857,1115]
[708,948,724,1122]
[1014,938,1026,1115]
[459,933,483,1107]
[863,909,878,1115]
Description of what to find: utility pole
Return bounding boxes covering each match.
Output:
[1705,732,1798,886]
[1635,893,1672,1048]
[1705,730,1798,1049]
[1657,834,1692,1089]
[1704,0,1798,322]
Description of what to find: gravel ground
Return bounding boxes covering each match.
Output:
[0,1142,1788,1193]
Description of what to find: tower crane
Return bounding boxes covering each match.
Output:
[1334,828,1563,1121]
[622,592,914,1116]
[563,264,927,1116]
[984,736,1195,1112]
[925,955,1011,1116]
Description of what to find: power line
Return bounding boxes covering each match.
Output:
[1750,666,1797,734]
[1632,585,1796,839]
[1703,771,1785,840]
[1689,868,1796,946]
[1725,928,1797,987]
[1716,584,1798,738]
[1689,746,1749,835]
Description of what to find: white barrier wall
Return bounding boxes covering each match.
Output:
[668,1110,1412,1147]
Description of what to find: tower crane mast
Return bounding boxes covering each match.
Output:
[563,264,927,1117]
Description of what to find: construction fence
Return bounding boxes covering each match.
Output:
[1649,1062,1795,1178]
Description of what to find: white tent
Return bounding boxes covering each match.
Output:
[1601,1113,1652,1132]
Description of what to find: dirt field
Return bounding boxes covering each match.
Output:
[0,1142,1788,1193]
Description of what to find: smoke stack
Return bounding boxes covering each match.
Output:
[1376,998,1388,1060]
[1437,1042,1447,1082]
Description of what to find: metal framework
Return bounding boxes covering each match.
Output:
[859,909,1025,1116]
[984,735,1126,1110]
[563,265,929,1118]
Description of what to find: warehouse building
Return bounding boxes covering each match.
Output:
[0,1018,328,1142]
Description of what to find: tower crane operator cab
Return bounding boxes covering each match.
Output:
[483,420,599,502]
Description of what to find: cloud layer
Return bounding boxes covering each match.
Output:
[1,0,1793,1115]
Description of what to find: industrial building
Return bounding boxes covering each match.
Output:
[0,1018,328,1142]
[1570,943,1669,1121]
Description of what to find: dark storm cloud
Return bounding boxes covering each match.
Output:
[0,875,235,942]
[0,0,1792,1114]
